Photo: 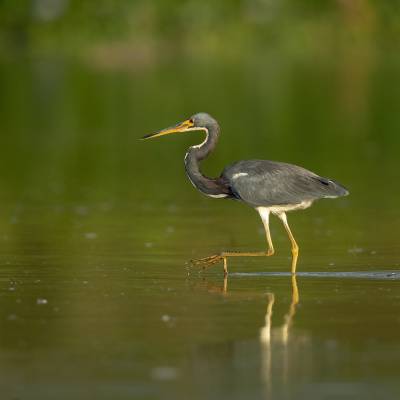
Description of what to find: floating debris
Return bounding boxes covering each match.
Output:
[166,226,175,234]
[161,314,171,323]
[84,232,97,240]
[151,366,179,381]
[36,298,48,305]
[348,247,364,254]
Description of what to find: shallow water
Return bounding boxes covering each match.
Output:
[1,199,400,399]
[1,47,400,399]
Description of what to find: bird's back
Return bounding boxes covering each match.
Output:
[221,160,348,208]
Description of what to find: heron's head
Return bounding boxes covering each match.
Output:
[141,112,218,140]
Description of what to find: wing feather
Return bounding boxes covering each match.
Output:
[221,160,348,207]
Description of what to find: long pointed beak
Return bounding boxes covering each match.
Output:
[141,119,194,140]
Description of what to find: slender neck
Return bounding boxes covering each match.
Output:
[184,122,228,197]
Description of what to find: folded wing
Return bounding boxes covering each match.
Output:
[222,160,349,208]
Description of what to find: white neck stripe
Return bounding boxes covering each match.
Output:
[187,127,209,149]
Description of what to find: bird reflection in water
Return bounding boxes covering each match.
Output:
[192,274,306,398]
[260,275,300,397]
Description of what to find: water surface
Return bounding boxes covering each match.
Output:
[1,37,400,399]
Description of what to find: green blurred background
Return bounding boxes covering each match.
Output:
[1,0,399,267]
[1,1,400,399]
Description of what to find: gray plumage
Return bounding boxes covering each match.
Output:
[182,113,349,208]
[222,160,349,208]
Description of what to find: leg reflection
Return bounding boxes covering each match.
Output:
[260,293,275,345]
[260,292,275,397]
[260,275,300,396]
[196,274,228,295]
[281,275,299,344]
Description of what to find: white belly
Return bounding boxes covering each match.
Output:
[266,200,313,215]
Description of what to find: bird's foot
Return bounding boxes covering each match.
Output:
[190,254,224,269]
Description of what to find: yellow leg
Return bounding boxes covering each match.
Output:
[222,274,228,293]
[276,212,299,274]
[192,249,275,274]
[191,208,274,274]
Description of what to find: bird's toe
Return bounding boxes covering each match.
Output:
[190,254,224,268]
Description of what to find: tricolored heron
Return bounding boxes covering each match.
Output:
[142,113,349,275]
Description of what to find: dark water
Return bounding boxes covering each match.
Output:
[1,46,400,399]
